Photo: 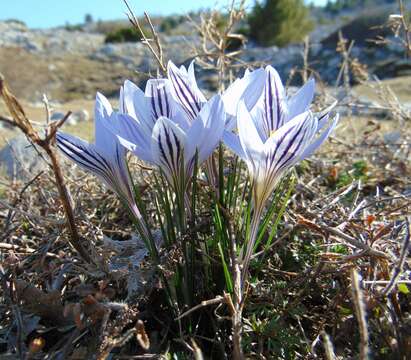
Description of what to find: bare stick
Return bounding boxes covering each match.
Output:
[350,268,370,360]
[297,215,390,259]
[398,0,411,58]
[219,204,244,359]
[175,296,224,320]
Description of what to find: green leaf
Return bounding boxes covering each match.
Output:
[398,283,410,294]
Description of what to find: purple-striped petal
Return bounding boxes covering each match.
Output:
[167,61,206,122]
[145,79,173,120]
[298,114,339,161]
[263,66,288,135]
[151,117,187,182]
[263,111,317,174]
[56,132,136,212]
[249,112,317,206]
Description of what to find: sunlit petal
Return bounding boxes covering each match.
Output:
[287,78,315,121]
[151,116,187,181]
[167,60,206,121]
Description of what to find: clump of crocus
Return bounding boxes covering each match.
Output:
[56,62,337,284]
[224,66,338,281]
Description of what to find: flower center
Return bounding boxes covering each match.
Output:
[269,129,277,138]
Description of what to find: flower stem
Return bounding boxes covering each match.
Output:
[241,204,263,286]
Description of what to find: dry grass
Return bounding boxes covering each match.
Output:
[354,75,411,102]
[0,47,138,102]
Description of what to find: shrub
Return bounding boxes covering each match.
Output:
[64,23,84,32]
[104,27,144,43]
[248,0,314,47]
[159,16,185,34]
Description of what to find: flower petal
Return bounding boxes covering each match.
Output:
[298,114,339,161]
[151,116,187,181]
[237,101,265,175]
[187,94,225,163]
[222,68,266,128]
[167,60,206,121]
[110,113,154,163]
[56,132,134,206]
[263,66,288,134]
[223,130,246,160]
[95,93,116,152]
[145,79,173,119]
[263,111,317,175]
[287,78,315,121]
[120,80,152,127]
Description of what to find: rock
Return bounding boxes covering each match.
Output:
[72,109,89,122]
[51,110,89,125]
[65,116,78,126]
[0,136,47,180]
[383,131,401,144]
[0,120,14,130]
[50,111,66,121]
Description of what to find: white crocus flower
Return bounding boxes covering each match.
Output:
[56,93,143,223]
[109,77,226,191]
[224,66,339,281]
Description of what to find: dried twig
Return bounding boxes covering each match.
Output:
[297,214,390,259]
[175,295,224,321]
[0,74,92,263]
[382,218,410,296]
[350,268,370,360]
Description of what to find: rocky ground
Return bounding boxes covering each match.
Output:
[0,3,409,103]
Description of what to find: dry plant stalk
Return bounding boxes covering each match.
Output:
[123,0,167,76]
[382,218,410,296]
[385,0,411,58]
[189,0,247,91]
[350,268,370,360]
[0,74,92,263]
[302,36,310,83]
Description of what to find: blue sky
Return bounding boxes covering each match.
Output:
[1,0,327,28]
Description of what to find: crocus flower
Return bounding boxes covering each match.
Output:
[167,60,266,130]
[108,77,226,189]
[166,61,266,187]
[223,66,338,279]
[235,102,338,212]
[225,66,338,210]
[56,93,142,221]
